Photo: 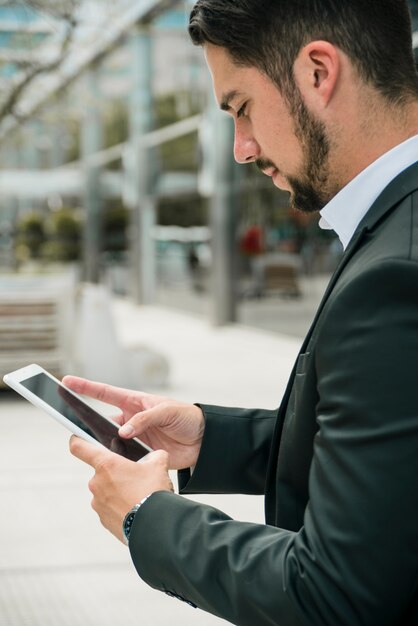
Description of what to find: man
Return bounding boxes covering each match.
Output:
[66,1,418,624]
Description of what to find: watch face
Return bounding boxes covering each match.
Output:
[123,507,139,542]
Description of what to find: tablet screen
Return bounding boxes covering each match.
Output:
[21,372,149,461]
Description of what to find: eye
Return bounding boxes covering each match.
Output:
[237,102,248,119]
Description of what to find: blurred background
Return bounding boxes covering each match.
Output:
[0,0,356,388]
[1,0,417,376]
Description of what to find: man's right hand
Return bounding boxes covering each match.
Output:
[61,375,205,470]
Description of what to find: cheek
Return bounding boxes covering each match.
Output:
[254,115,301,165]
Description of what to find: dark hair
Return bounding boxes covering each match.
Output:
[189,0,418,105]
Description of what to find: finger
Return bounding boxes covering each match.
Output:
[69,435,109,468]
[147,449,169,465]
[109,436,129,455]
[62,376,131,407]
[111,413,124,426]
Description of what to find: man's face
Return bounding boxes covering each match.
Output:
[204,43,334,213]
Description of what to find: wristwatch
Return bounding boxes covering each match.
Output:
[122,495,150,545]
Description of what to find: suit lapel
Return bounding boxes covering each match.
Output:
[299,227,368,353]
[297,159,418,355]
[264,226,367,521]
[264,160,418,522]
[280,158,418,407]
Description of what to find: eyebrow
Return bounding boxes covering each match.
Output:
[220,90,242,111]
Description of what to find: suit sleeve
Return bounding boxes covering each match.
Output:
[129,260,418,626]
[178,405,278,495]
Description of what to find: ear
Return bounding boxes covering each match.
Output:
[293,41,340,111]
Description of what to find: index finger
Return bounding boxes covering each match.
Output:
[62,376,130,407]
[69,435,110,468]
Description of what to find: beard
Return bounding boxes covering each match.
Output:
[257,84,339,214]
[287,87,333,213]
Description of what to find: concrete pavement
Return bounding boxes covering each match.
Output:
[0,299,302,626]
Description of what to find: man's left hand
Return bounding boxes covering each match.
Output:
[69,436,174,543]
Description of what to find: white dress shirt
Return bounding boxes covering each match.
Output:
[319,134,418,249]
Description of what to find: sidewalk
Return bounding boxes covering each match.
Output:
[0,300,301,626]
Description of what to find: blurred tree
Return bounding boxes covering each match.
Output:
[15,211,45,259]
[41,207,82,261]
[0,0,80,123]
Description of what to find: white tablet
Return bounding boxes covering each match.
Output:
[3,364,152,462]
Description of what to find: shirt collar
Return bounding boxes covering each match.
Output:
[319,134,418,249]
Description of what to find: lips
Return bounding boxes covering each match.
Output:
[259,165,290,191]
[272,170,291,192]
[262,167,278,178]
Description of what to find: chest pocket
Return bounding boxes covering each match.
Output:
[281,350,318,452]
[294,351,311,407]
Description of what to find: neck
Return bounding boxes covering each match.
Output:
[333,95,418,189]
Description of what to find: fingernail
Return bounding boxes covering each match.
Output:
[119,424,134,437]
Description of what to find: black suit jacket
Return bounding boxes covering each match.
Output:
[129,162,418,626]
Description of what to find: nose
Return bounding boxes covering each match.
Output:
[233,121,260,164]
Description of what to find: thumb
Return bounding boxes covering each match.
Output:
[138,449,170,469]
[118,405,165,438]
